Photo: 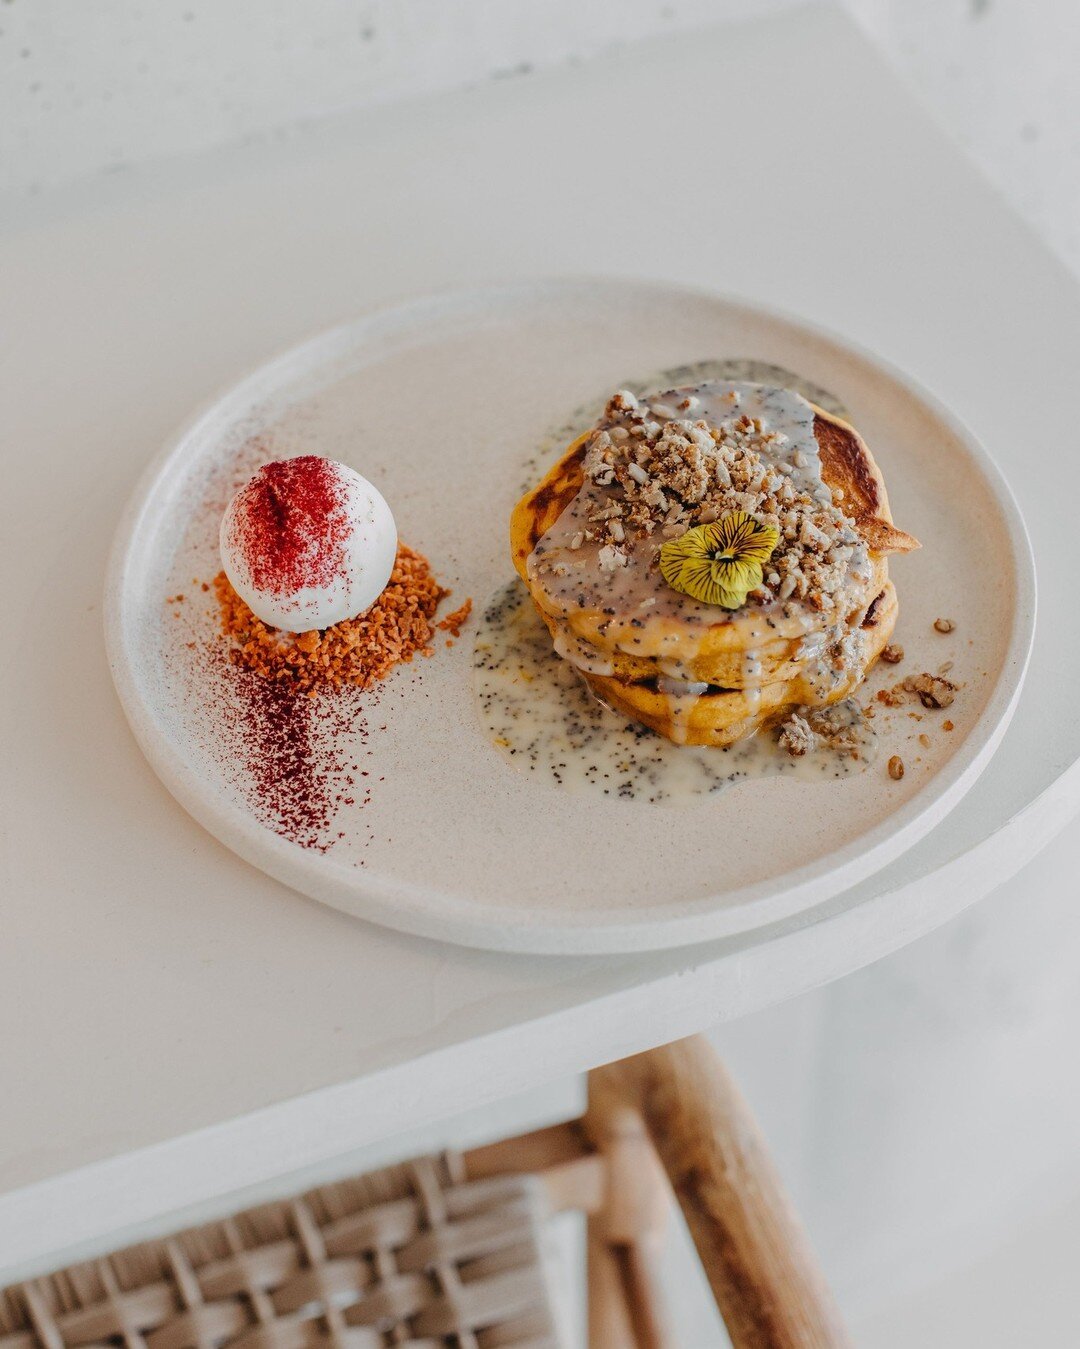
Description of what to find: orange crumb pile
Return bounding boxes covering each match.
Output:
[215,543,469,695]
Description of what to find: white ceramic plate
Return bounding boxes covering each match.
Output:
[105,279,1035,954]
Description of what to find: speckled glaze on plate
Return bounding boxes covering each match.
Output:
[105,279,1035,954]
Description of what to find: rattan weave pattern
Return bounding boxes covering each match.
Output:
[0,1154,560,1349]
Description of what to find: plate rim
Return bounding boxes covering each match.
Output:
[104,275,1037,954]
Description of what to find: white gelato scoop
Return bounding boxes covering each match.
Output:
[219,456,396,632]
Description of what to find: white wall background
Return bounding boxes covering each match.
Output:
[0,0,793,192]
[4,0,1080,275]
[850,0,1080,277]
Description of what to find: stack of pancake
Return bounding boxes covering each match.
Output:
[510,386,918,746]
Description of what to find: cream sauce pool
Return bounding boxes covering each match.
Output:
[474,581,876,804]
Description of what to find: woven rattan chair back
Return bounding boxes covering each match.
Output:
[0,1154,559,1349]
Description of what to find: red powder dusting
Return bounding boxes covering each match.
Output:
[221,655,369,851]
[225,456,351,596]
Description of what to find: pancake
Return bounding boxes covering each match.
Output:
[582,582,899,746]
[511,380,917,746]
[531,551,893,689]
[531,553,895,696]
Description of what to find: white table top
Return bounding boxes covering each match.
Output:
[3,4,1079,1276]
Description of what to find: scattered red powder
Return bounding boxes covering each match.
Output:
[223,456,352,597]
[219,655,368,851]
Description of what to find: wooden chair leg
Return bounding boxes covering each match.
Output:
[586,1216,638,1349]
[591,1035,851,1349]
[584,1062,675,1348]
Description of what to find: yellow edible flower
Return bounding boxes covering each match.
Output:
[659,512,780,610]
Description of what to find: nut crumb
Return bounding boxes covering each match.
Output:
[888,755,905,780]
[778,713,817,757]
[933,617,955,634]
[437,598,473,639]
[918,733,931,748]
[943,719,955,732]
[907,672,958,709]
[877,672,958,710]
[881,643,904,665]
